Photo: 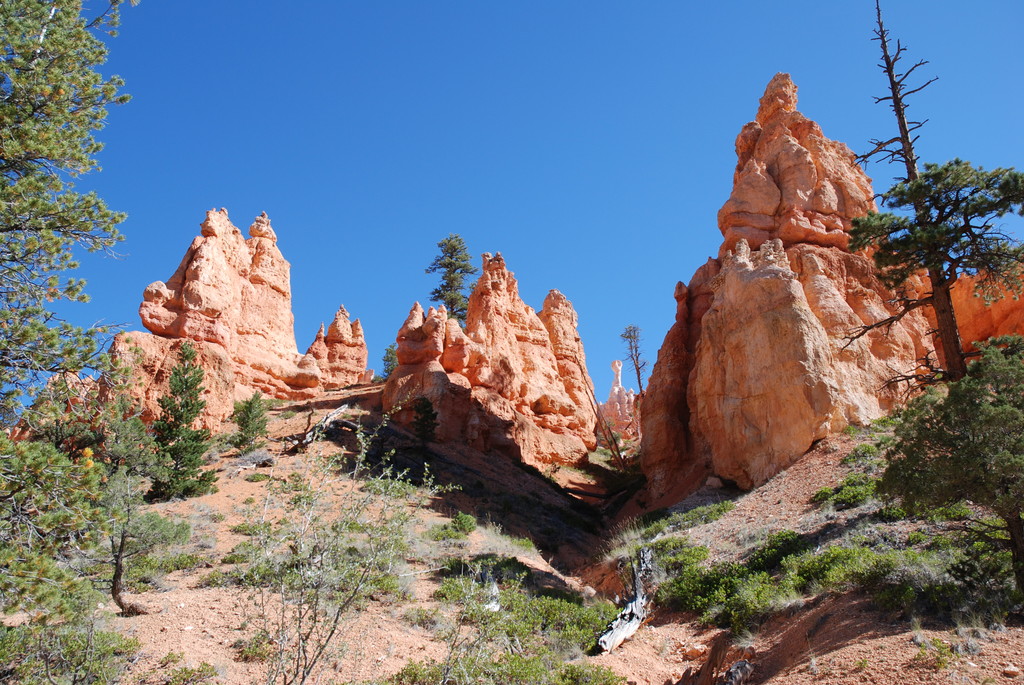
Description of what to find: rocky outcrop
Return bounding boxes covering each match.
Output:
[717,73,875,256]
[641,75,933,499]
[112,209,368,427]
[599,361,637,439]
[305,306,370,389]
[383,253,598,468]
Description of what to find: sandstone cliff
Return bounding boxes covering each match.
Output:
[641,74,933,499]
[112,209,368,427]
[383,253,598,468]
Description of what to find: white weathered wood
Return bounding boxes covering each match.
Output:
[596,547,653,653]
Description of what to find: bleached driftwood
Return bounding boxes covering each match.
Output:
[596,546,654,653]
[291,405,359,450]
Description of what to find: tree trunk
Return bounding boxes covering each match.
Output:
[111,531,128,614]
[929,273,967,381]
[1005,511,1024,596]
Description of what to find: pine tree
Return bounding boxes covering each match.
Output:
[147,342,216,500]
[0,434,105,615]
[379,343,398,381]
[881,337,1024,594]
[0,0,134,422]
[850,2,1024,383]
[425,234,478,323]
[229,391,269,453]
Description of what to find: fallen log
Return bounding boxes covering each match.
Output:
[290,405,360,451]
[596,546,654,653]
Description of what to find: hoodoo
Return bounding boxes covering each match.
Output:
[383,253,598,469]
[110,208,369,427]
[640,74,934,501]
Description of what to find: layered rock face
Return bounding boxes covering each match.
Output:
[599,361,637,439]
[112,209,368,426]
[641,74,933,498]
[383,253,598,468]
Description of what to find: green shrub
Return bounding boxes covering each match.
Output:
[452,511,477,534]
[442,554,531,585]
[907,530,928,546]
[427,512,477,541]
[166,662,217,685]
[923,502,972,522]
[403,607,441,629]
[221,542,253,565]
[746,530,810,574]
[0,622,140,685]
[784,546,876,592]
[427,523,466,541]
[555,663,626,685]
[244,472,271,483]
[230,521,271,536]
[638,500,735,540]
[232,631,274,662]
[813,473,877,509]
[842,443,879,465]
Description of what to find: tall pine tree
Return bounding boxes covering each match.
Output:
[147,342,216,500]
[425,234,477,324]
[0,0,135,422]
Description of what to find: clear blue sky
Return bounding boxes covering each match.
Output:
[68,1,1024,395]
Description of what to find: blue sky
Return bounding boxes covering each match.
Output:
[68,1,1024,395]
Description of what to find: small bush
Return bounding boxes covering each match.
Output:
[813,473,877,509]
[555,663,626,685]
[233,632,274,662]
[442,554,531,585]
[403,607,441,630]
[452,511,477,534]
[166,662,217,685]
[907,531,929,546]
[244,472,271,483]
[230,521,271,536]
[638,500,735,540]
[746,530,811,574]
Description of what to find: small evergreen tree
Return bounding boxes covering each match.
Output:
[380,343,399,381]
[147,342,216,500]
[425,234,478,323]
[229,391,269,453]
[100,470,189,615]
[881,337,1024,594]
[412,397,437,445]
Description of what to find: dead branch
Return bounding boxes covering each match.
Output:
[596,547,653,653]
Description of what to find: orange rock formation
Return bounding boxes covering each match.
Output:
[599,361,637,439]
[717,73,875,256]
[112,209,368,427]
[641,74,933,498]
[383,253,597,468]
